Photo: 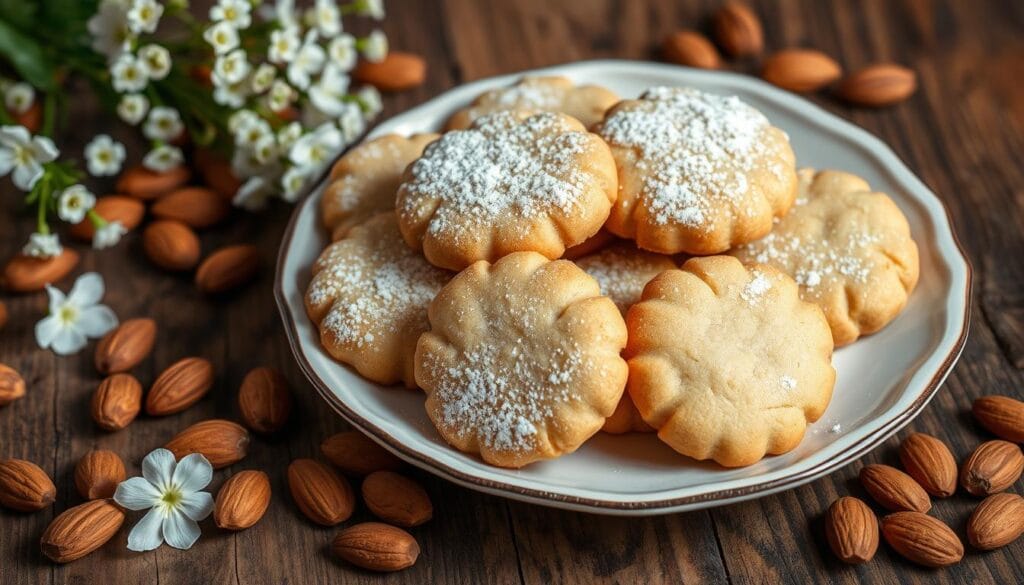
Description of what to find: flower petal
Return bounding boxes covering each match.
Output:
[67,272,105,306]
[177,490,214,521]
[127,507,166,552]
[113,476,162,510]
[44,284,65,309]
[50,327,87,355]
[162,509,201,550]
[171,453,213,493]
[142,448,176,491]
[75,305,119,338]
[34,315,62,349]
[12,159,43,190]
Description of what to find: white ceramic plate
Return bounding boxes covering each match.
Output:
[275,60,971,516]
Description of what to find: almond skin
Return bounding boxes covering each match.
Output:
[321,430,404,476]
[761,49,842,92]
[836,63,917,107]
[880,511,963,567]
[332,522,420,572]
[2,249,79,292]
[898,433,957,497]
[146,356,215,416]
[214,470,272,531]
[195,245,260,294]
[74,450,126,500]
[91,373,143,431]
[960,440,1024,496]
[40,499,125,563]
[859,463,931,512]
[0,363,26,406]
[143,220,201,271]
[152,187,232,229]
[69,196,145,241]
[825,496,878,564]
[973,395,1024,443]
[165,419,250,469]
[362,471,432,527]
[116,164,191,200]
[0,458,56,511]
[354,52,427,91]
[194,149,242,200]
[287,458,355,526]
[95,318,157,375]
[662,31,721,69]
[238,367,292,434]
[0,299,6,329]
[712,2,764,57]
[967,492,1024,550]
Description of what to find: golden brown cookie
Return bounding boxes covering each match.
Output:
[595,87,797,255]
[732,169,919,346]
[445,76,619,131]
[415,252,628,468]
[626,256,835,467]
[397,111,618,271]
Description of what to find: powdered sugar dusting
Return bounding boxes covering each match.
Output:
[575,246,674,314]
[739,228,879,291]
[780,375,797,391]
[740,270,772,304]
[327,139,405,213]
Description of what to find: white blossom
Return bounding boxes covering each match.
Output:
[0,126,59,190]
[5,83,35,115]
[126,0,163,35]
[117,93,150,125]
[23,232,63,259]
[233,116,273,149]
[250,63,276,94]
[233,175,274,210]
[308,63,351,117]
[143,144,184,172]
[328,34,357,71]
[203,20,240,55]
[210,0,252,30]
[274,0,299,29]
[35,272,118,355]
[85,135,127,177]
[138,44,172,80]
[213,48,251,86]
[57,185,97,223]
[359,0,385,20]
[338,102,365,143]
[280,164,310,202]
[286,31,326,90]
[251,135,278,164]
[357,85,382,117]
[362,30,388,62]
[94,221,127,249]
[228,109,259,133]
[111,54,148,93]
[289,122,342,173]
[213,79,249,107]
[88,0,133,61]
[276,121,302,151]
[265,79,295,112]
[310,0,342,38]
[143,106,184,142]
[268,26,300,64]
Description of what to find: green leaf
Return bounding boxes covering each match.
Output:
[0,19,55,89]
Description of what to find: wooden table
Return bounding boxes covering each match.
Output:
[2,0,1023,583]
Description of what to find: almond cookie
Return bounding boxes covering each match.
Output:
[732,169,919,346]
[416,252,628,468]
[397,111,618,271]
[306,212,450,387]
[595,87,798,255]
[445,76,619,131]
[322,133,438,240]
[626,256,835,467]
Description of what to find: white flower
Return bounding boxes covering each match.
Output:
[289,122,342,172]
[138,44,172,80]
[94,221,128,249]
[213,49,251,86]
[5,83,35,115]
[311,0,341,38]
[110,54,148,93]
[113,449,214,551]
[328,34,357,71]
[57,185,97,223]
[210,0,252,30]
[359,0,385,20]
[143,145,184,172]
[230,147,264,179]
[265,79,295,112]
[23,232,63,259]
[203,21,240,55]
[0,126,59,190]
[362,30,388,62]
[213,79,249,107]
[268,26,300,64]
[88,0,133,61]
[233,175,274,210]
[250,63,276,94]
[117,93,150,125]
[35,272,118,355]
[233,116,273,149]
[143,107,184,142]
[84,135,126,176]
[274,0,298,28]
[277,121,303,151]
[308,64,351,117]
[280,164,310,202]
[228,109,259,133]
[251,136,278,164]
[356,85,382,117]
[286,31,326,90]
[127,0,163,34]
[338,102,365,143]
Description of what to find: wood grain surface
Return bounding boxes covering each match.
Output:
[2,0,1023,583]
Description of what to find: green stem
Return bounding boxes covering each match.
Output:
[36,175,50,234]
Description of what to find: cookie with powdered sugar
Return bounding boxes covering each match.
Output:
[626,256,835,467]
[595,87,798,255]
[305,212,450,387]
[732,168,919,346]
[321,133,438,241]
[445,76,619,131]
[416,252,628,468]
[396,110,618,271]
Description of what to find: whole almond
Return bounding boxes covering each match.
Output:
[859,464,931,512]
[74,450,126,500]
[95,318,157,374]
[152,187,232,229]
[214,470,271,531]
[165,419,250,469]
[362,471,433,527]
[973,395,1024,443]
[898,433,957,497]
[662,31,721,69]
[0,299,6,329]
[712,2,763,57]
[354,52,427,92]
[143,220,201,271]
[238,367,292,434]
[116,164,191,200]
[2,249,79,292]
[91,373,142,431]
[69,196,145,241]
[880,511,963,567]
[967,492,1024,550]
[287,458,355,526]
[0,458,56,511]
[332,522,420,572]
[195,245,260,294]
[146,356,214,416]
[761,49,842,92]
[40,499,125,563]
[825,496,878,564]
[0,363,26,406]
[194,149,242,200]
[960,440,1024,496]
[321,430,404,476]
[836,64,917,107]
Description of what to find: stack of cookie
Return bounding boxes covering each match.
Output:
[305,76,919,470]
